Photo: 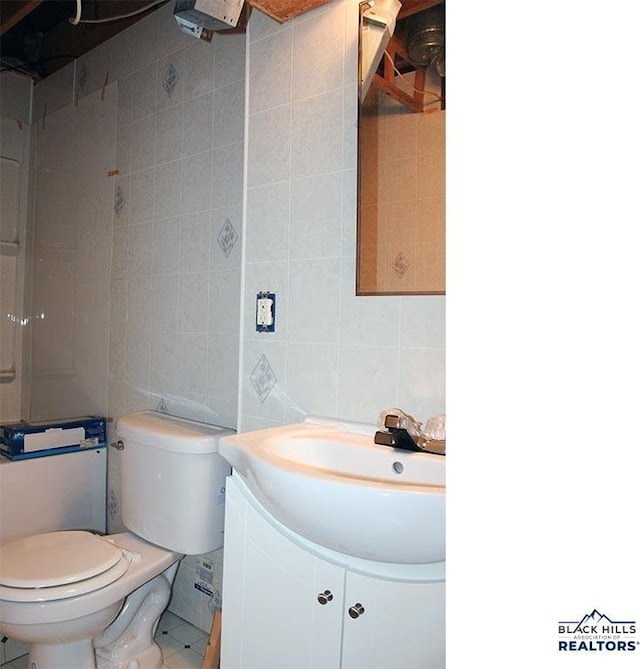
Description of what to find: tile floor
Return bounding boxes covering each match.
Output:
[0,610,208,669]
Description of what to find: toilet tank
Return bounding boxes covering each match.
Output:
[115,411,234,555]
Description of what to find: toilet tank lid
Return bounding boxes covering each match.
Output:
[116,411,235,454]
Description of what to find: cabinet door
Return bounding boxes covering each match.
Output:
[221,477,345,669]
[341,572,445,669]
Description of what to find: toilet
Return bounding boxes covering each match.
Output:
[0,411,233,669]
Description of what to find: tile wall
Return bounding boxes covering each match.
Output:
[29,2,245,632]
[240,0,445,430]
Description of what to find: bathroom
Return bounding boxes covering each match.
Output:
[0,0,445,666]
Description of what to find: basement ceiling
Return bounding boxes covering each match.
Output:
[1,1,173,80]
[1,0,439,82]
[0,0,337,80]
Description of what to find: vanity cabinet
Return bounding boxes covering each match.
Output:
[221,476,445,669]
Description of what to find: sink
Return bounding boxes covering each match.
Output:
[218,416,445,564]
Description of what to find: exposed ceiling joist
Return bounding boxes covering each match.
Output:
[0,0,44,36]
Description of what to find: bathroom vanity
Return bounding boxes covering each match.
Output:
[221,475,445,669]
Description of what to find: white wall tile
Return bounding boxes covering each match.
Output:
[175,332,207,395]
[130,168,156,224]
[288,258,341,344]
[397,347,446,421]
[130,115,157,172]
[249,30,292,114]
[292,2,345,100]
[213,81,245,148]
[152,216,180,275]
[156,104,184,165]
[183,93,213,156]
[291,89,343,178]
[150,329,179,396]
[179,212,212,273]
[284,342,339,422]
[336,345,399,423]
[212,142,243,207]
[177,272,209,333]
[290,173,342,259]
[182,151,213,213]
[110,27,136,81]
[151,274,178,333]
[207,332,240,427]
[184,40,215,100]
[209,269,241,336]
[132,62,158,121]
[128,222,153,276]
[399,296,446,350]
[245,182,290,263]
[247,105,291,187]
[213,33,246,88]
[116,75,133,128]
[115,122,132,176]
[156,1,193,57]
[154,161,183,219]
[132,9,160,71]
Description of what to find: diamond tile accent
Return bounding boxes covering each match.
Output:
[107,488,119,520]
[77,62,89,93]
[114,185,125,217]
[392,251,410,277]
[250,354,277,404]
[162,63,179,97]
[217,218,238,258]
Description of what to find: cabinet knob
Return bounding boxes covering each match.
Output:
[317,589,334,605]
[348,602,366,619]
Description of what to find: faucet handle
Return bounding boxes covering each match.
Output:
[383,413,402,430]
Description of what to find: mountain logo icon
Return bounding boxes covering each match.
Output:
[558,608,636,635]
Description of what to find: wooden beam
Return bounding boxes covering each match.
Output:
[397,0,441,22]
[0,0,43,36]
[247,0,333,24]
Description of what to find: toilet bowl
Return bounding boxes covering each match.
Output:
[0,411,233,669]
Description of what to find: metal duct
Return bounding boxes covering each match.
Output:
[407,3,445,76]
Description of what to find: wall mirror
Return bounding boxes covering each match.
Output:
[357,0,445,295]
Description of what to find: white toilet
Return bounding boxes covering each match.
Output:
[0,411,233,669]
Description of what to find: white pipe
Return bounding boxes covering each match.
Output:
[69,0,82,25]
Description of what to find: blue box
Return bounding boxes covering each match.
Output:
[0,416,106,460]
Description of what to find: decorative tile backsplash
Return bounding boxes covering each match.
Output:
[217,218,239,258]
[162,62,180,98]
[250,354,277,404]
[114,184,125,217]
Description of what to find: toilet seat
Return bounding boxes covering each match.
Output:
[0,531,130,603]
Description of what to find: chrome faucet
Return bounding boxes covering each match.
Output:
[374,409,445,455]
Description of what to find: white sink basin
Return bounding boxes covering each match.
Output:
[218,417,445,564]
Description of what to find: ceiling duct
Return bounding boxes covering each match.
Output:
[407,3,445,77]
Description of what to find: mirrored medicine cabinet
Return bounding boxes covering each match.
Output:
[357,0,445,295]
